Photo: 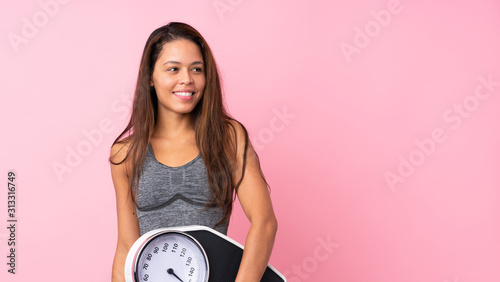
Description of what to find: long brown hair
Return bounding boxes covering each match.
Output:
[109,22,268,226]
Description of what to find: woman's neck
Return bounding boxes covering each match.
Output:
[153,112,195,141]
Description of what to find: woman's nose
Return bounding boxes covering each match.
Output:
[179,68,193,84]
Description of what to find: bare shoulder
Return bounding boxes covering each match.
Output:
[227,119,257,161]
[110,139,134,181]
[110,139,132,165]
[227,119,250,149]
[226,119,261,183]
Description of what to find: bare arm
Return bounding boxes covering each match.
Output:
[230,121,278,282]
[110,143,141,282]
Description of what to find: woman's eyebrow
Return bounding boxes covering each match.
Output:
[163,60,204,65]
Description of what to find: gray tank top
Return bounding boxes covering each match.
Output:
[135,144,229,235]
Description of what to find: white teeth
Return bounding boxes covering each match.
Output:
[173,92,194,96]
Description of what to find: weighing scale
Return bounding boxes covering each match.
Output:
[125,225,286,282]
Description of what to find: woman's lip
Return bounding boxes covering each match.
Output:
[173,92,194,100]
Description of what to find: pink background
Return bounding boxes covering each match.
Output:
[1,0,500,281]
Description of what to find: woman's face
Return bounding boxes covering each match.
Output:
[150,39,205,117]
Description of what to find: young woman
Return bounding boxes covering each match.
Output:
[109,22,278,282]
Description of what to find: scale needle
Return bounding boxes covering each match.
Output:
[167,268,184,282]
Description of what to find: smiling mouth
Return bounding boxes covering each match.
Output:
[173,91,195,97]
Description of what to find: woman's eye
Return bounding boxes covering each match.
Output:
[192,67,203,72]
[167,67,178,71]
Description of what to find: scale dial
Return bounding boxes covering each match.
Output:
[129,230,209,282]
